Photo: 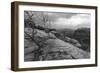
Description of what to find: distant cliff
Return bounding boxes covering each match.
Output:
[73,28,90,51]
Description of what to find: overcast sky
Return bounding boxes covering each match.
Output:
[25,11,91,30]
[48,12,91,29]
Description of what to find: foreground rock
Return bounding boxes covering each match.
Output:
[42,38,90,60]
[24,28,90,61]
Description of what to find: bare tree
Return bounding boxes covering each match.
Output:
[24,11,54,61]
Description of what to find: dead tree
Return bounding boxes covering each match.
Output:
[24,11,54,61]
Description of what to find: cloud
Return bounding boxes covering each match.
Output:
[68,14,90,25]
[51,14,90,29]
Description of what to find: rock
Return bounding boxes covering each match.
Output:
[24,52,34,61]
[34,29,48,37]
[34,29,56,38]
[48,32,56,39]
[65,36,71,42]
[45,38,90,59]
[75,43,81,48]
[24,28,33,36]
[24,28,89,61]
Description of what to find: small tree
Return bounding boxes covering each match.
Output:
[24,11,53,61]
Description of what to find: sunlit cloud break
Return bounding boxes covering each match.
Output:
[52,14,90,29]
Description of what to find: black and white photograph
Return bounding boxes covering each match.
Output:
[11,2,97,71]
[24,11,91,61]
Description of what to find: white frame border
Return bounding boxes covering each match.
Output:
[18,5,96,68]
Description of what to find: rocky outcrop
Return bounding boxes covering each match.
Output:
[24,28,90,61]
[43,38,90,60]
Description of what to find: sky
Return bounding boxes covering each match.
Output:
[49,13,91,29]
[25,11,91,30]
